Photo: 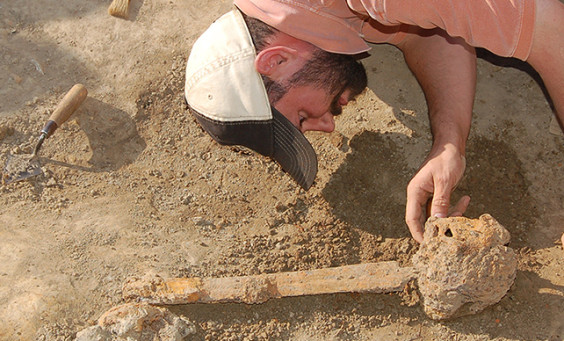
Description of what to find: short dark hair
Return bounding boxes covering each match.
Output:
[288,49,367,105]
[241,12,279,52]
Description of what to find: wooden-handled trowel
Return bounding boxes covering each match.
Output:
[2,84,88,184]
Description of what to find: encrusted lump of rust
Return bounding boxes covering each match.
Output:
[122,274,203,305]
[412,214,517,320]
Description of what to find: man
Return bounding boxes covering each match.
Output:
[185,0,564,242]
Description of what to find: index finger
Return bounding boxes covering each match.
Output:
[429,183,452,219]
[405,185,430,243]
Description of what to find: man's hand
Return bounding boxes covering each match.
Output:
[405,144,469,242]
[396,27,476,242]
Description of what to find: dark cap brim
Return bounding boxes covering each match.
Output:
[271,107,317,190]
[189,104,317,190]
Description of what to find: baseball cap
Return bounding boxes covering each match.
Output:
[185,8,317,190]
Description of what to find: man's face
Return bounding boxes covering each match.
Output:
[262,47,365,134]
[258,40,366,134]
[274,86,352,133]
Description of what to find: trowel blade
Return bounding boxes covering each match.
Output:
[2,153,43,184]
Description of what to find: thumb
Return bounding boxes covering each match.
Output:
[449,195,470,217]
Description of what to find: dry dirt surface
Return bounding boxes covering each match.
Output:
[1,1,563,340]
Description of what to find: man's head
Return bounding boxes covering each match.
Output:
[244,13,367,133]
[185,8,367,189]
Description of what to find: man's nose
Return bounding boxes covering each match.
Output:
[303,112,335,133]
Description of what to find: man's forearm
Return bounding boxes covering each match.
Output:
[526,0,564,131]
[396,28,476,152]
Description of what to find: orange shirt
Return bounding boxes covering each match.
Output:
[234,0,535,60]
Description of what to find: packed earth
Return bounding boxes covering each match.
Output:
[1,1,563,340]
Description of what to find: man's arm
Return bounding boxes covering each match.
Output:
[395,28,475,242]
[527,0,564,129]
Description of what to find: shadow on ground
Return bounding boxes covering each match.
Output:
[321,130,538,249]
[75,97,146,171]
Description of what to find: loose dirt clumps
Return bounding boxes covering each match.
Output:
[75,302,196,341]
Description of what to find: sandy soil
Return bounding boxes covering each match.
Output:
[1,1,563,340]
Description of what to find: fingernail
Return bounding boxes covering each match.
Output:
[434,213,446,218]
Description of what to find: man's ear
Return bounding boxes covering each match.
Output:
[255,46,303,81]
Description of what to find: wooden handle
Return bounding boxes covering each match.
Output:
[49,83,88,126]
